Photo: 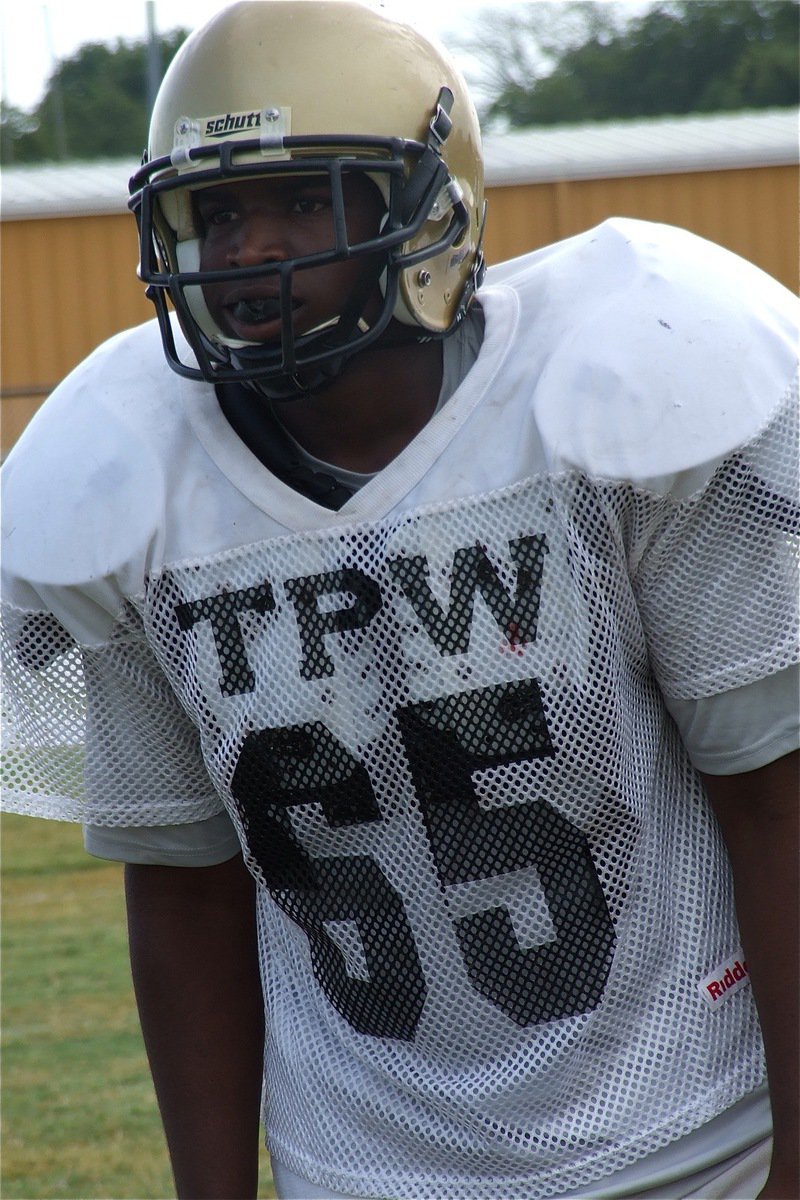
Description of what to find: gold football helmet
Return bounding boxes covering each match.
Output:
[129,0,486,397]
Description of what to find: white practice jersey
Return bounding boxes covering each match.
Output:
[2,219,798,1199]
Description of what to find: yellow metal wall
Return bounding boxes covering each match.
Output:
[1,163,796,455]
[482,164,798,291]
[1,214,152,452]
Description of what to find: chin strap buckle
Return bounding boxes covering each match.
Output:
[400,88,456,223]
[429,178,464,222]
[428,87,454,147]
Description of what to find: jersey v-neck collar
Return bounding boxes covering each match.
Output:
[179,285,519,532]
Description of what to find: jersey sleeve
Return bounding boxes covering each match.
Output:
[1,321,227,829]
[621,381,799,749]
[84,811,242,865]
[664,665,799,775]
[2,595,224,827]
[521,219,799,761]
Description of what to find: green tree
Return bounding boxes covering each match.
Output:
[0,102,38,164]
[465,0,799,128]
[1,30,188,164]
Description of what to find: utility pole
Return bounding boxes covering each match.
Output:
[145,1,162,117]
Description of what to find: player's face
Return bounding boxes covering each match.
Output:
[194,173,386,344]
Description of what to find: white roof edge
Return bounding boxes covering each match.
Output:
[482,108,799,187]
[0,161,140,221]
[1,108,797,220]
[0,196,136,221]
[484,142,798,187]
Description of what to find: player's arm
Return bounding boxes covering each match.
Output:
[701,750,799,1200]
[125,852,264,1200]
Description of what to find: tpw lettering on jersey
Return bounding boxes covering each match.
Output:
[284,568,382,681]
[172,536,548,696]
[175,583,276,696]
[387,535,548,656]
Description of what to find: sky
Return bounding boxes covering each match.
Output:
[0,0,525,112]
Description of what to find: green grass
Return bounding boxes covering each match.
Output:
[1,813,276,1199]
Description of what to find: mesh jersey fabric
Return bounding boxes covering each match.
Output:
[271,1088,772,1200]
[2,218,798,1199]
[81,289,798,865]
[80,666,800,869]
[80,308,486,863]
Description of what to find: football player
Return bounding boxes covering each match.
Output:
[2,3,798,1198]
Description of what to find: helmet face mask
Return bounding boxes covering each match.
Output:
[129,1,486,399]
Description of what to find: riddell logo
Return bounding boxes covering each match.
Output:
[698,952,750,1009]
[205,111,263,138]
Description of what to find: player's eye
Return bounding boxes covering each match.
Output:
[204,206,238,226]
[193,195,239,232]
[291,193,330,216]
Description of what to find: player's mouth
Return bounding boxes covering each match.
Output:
[221,289,300,338]
[229,296,282,324]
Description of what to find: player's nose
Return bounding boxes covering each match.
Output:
[227,214,288,267]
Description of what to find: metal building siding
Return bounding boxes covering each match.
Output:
[1,214,151,450]
[1,158,797,455]
[482,165,798,289]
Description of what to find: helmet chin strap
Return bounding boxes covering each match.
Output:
[241,319,431,403]
[235,255,394,401]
